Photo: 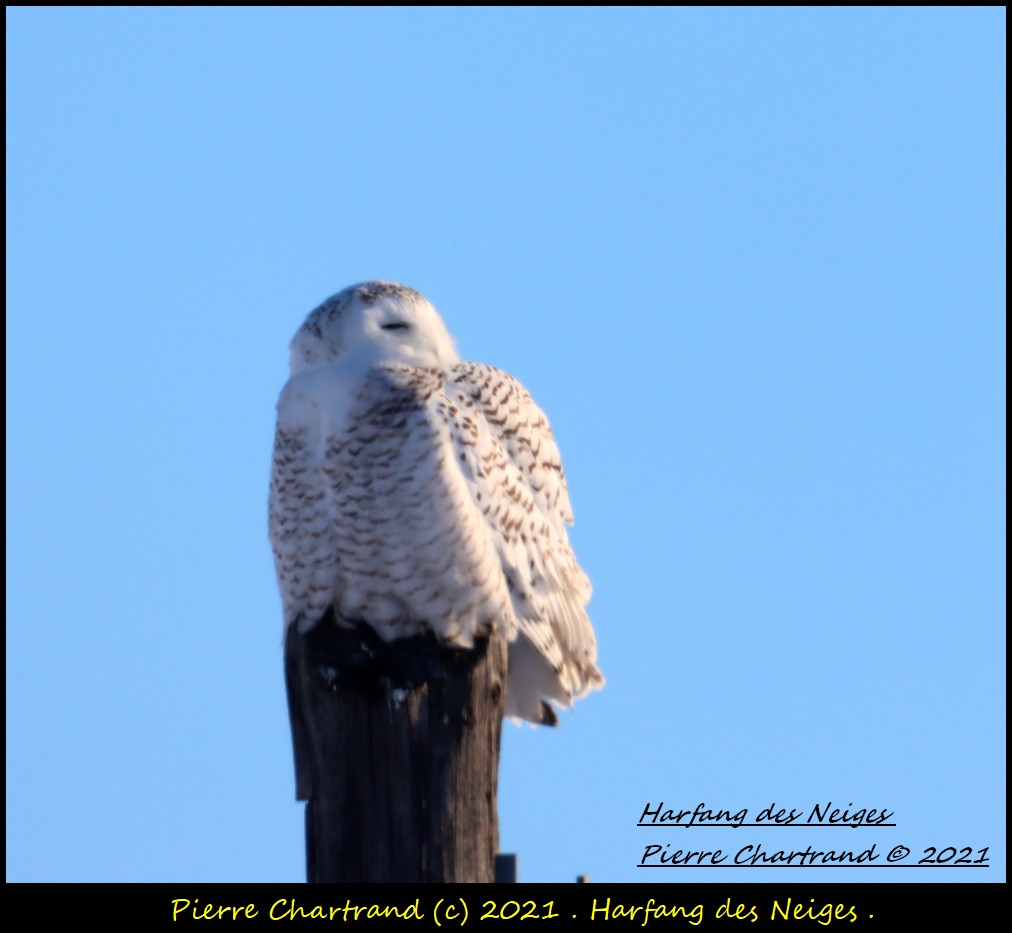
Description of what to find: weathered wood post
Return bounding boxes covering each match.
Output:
[285,609,508,883]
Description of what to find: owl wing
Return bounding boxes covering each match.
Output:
[441,363,603,722]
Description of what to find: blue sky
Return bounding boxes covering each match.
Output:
[6,7,1005,884]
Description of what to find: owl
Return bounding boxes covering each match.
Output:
[269,282,603,723]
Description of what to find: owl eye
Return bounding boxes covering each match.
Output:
[380,322,410,331]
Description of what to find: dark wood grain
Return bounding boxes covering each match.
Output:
[285,611,507,883]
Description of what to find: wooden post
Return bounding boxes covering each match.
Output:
[285,610,508,883]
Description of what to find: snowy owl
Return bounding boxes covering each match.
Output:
[269,281,603,724]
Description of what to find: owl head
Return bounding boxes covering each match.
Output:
[289,281,460,374]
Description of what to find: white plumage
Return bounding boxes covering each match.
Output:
[269,281,603,723]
